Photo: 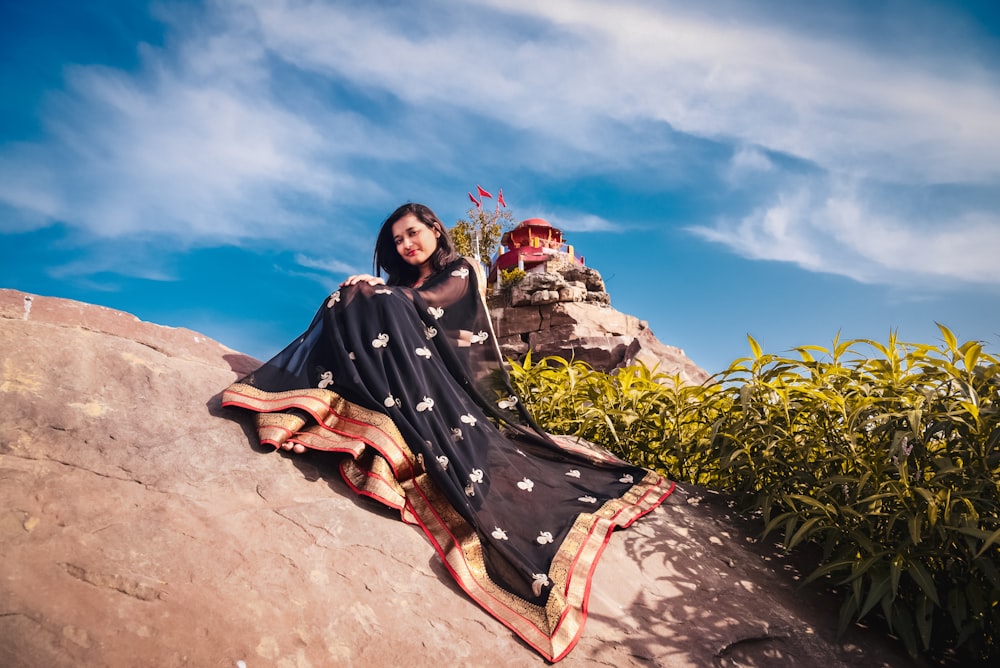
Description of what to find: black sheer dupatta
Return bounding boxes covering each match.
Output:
[222,257,673,662]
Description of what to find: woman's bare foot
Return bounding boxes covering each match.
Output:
[278,441,307,454]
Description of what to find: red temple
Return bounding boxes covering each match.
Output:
[488,218,584,282]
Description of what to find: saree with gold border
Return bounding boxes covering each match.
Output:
[221,257,673,661]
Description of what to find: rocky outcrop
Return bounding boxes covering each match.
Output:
[490,268,710,385]
[0,289,911,667]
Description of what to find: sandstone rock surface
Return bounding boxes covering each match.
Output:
[490,267,710,385]
[0,289,913,667]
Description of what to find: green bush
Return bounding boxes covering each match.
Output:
[500,267,526,290]
[507,326,1000,663]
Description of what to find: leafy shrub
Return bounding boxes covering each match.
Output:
[507,326,1000,663]
[500,267,526,290]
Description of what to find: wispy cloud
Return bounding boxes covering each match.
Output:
[543,212,620,233]
[293,253,362,276]
[1,0,998,289]
[0,1,379,242]
[689,180,1000,286]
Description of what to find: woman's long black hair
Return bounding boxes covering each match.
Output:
[373,203,459,286]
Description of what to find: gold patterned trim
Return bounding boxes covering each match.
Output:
[402,455,674,661]
[223,383,415,478]
[223,381,674,662]
[340,452,408,516]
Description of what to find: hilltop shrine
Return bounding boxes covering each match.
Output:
[487,217,584,283]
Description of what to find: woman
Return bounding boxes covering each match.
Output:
[222,203,674,662]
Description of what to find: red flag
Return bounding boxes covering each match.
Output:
[468,192,481,209]
[497,188,506,208]
[476,184,493,199]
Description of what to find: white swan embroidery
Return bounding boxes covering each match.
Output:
[516,449,527,457]
[464,482,475,497]
[565,469,581,478]
[451,267,469,279]
[424,325,437,339]
[619,473,634,484]
[428,306,444,319]
[437,455,449,470]
[531,573,551,596]
[348,351,356,360]
[415,346,432,359]
[460,414,477,426]
[517,478,534,492]
[531,573,552,596]
[416,397,434,412]
[491,527,508,540]
[469,331,489,344]
[536,531,553,545]
[497,395,518,410]
[451,427,463,441]
[578,495,597,504]
[469,469,484,484]
[374,288,392,295]
[326,291,341,308]
[317,370,334,389]
[383,394,400,408]
[372,333,389,348]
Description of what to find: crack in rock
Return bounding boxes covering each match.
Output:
[61,562,164,602]
[271,509,318,543]
[4,453,175,497]
[7,452,138,484]
[716,629,792,660]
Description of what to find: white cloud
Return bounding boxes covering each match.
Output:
[689,181,1000,286]
[466,0,1000,183]
[240,0,1000,182]
[542,212,620,233]
[729,145,774,175]
[0,2,381,242]
[293,253,361,276]
[2,0,999,290]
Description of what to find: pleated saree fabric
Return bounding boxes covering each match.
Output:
[222,257,674,661]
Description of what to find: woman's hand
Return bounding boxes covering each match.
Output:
[340,274,386,287]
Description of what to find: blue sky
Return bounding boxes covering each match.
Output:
[2,0,999,375]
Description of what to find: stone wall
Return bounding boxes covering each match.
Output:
[488,266,710,385]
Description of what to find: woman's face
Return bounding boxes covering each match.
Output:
[392,213,440,276]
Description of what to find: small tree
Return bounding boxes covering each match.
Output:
[450,195,514,262]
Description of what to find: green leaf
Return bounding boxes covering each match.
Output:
[788,516,825,549]
[837,595,860,637]
[937,322,957,353]
[890,602,919,657]
[785,494,835,516]
[801,559,857,586]
[915,594,934,650]
[747,334,763,360]
[907,513,922,545]
[946,587,967,633]
[906,561,940,606]
[858,571,893,619]
[963,342,982,373]
[889,555,902,598]
[763,510,797,537]
[973,526,1000,559]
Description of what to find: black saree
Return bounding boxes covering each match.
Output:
[222,257,673,661]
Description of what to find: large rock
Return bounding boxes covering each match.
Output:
[492,298,710,386]
[0,289,912,667]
